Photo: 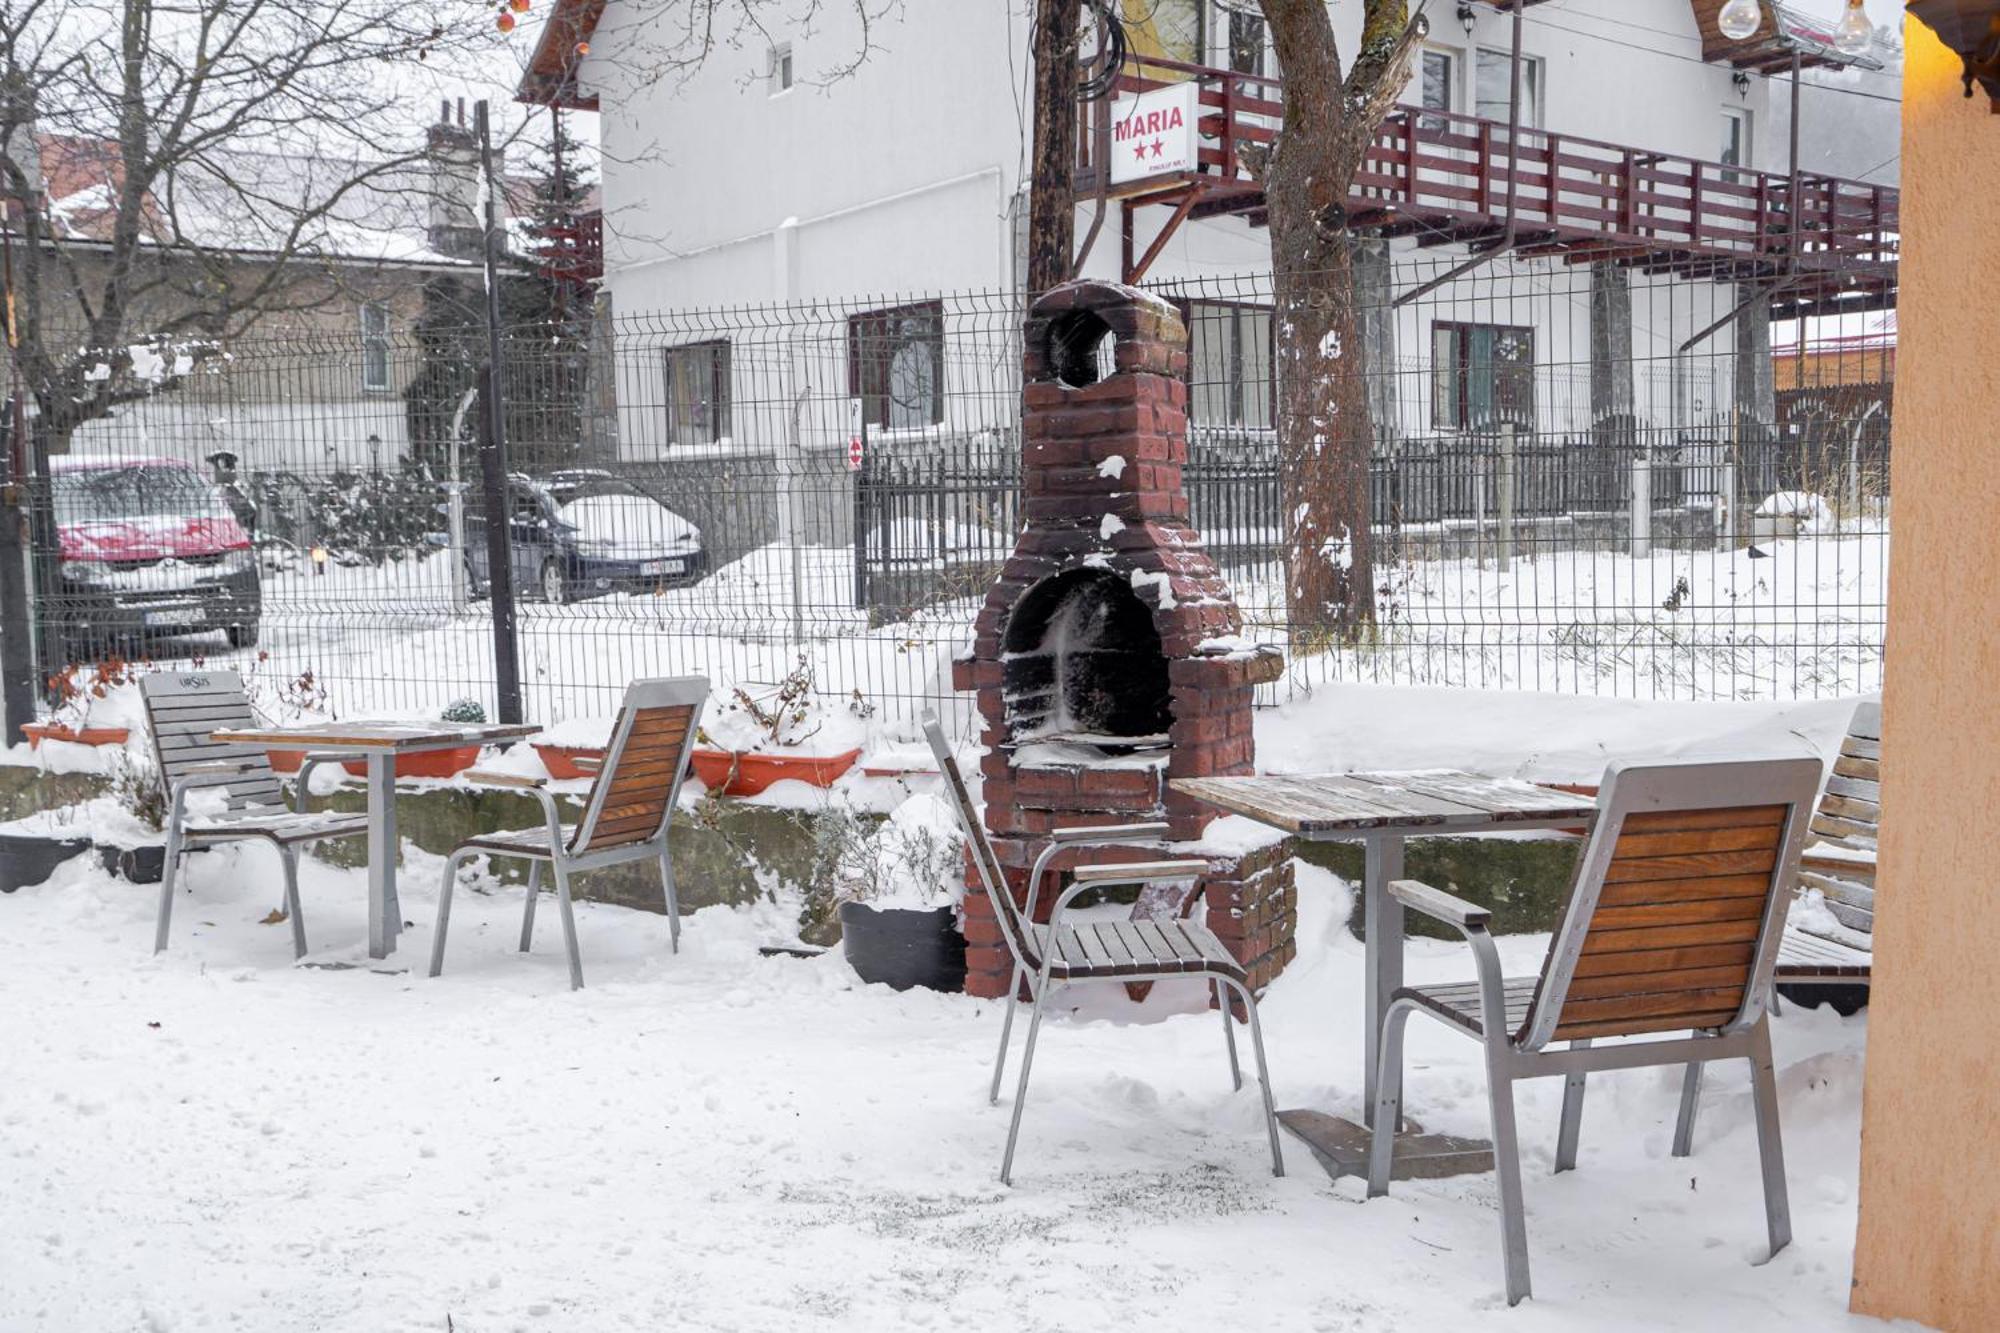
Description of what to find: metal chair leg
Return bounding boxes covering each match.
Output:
[1366,1001,1416,1196]
[1217,978,1242,1092]
[999,986,1048,1186]
[152,825,184,954]
[988,965,1023,1107]
[1672,1058,1705,1158]
[1554,1037,1591,1173]
[429,849,471,978]
[1226,977,1284,1178]
[519,860,543,952]
[1485,1044,1533,1306]
[553,862,585,991]
[1747,1018,1793,1259]
[278,844,307,960]
[657,847,681,953]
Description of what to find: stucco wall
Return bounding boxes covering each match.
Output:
[1848,19,2000,1329]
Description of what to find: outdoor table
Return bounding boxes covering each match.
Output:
[1169,771,1598,1129]
[210,721,538,960]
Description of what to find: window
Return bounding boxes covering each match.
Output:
[1432,322,1534,430]
[360,302,391,392]
[1186,300,1272,431]
[1475,48,1541,128]
[1720,108,1753,183]
[1418,50,1456,133]
[1220,2,1265,76]
[665,341,731,447]
[768,43,793,95]
[849,302,944,430]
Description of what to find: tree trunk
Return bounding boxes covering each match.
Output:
[1026,0,1078,294]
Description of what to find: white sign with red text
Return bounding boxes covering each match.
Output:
[1109,82,1199,186]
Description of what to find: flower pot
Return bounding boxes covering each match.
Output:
[340,746,481,781]
[265,749,307,774]
[0,831,93,892]
[837,901,967,993]
[22,722,131,749]
[690,747,861,797]
[533,742,606,781]
[97,842,168,884]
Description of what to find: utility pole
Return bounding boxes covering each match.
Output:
[0,221,35,743]
[474,99,525,725]
[1026,0,1081,294]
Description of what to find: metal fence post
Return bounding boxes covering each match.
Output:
[1630,453,1652,559]
[1717,460,1737,552]
[1497,423,1516,572]
[474,99,523,725]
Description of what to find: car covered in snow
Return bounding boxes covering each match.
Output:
[466,472,707,603]
[49,454,262,655]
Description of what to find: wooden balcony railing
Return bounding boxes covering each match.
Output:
[1079,58,1898,275]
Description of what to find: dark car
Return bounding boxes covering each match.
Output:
[466,474,706,604]
[50,454,262,655]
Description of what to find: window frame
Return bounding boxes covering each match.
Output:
[847,300,946,431]
[663,339,732,449]
[1720,106,1753,183]
[1474,47,1542,129]
[1431,320,1536,432]
[359,301,392,393]
[1181,296,1275,433]
[768,42,794,95]
[1418,47,1459,134]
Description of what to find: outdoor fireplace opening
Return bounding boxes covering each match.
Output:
[1001,569,1171,750]
[1044,308,1118,389]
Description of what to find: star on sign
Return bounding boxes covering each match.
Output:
[1149,137,1165,158]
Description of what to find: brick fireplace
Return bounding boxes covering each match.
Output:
[951,279,1295,1004]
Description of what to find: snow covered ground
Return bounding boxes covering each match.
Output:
[4,849,1874,1329]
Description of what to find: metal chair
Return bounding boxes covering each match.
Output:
[1366,755,1821,1306]
[922,713,1284,1186]
[430,676,705,990]
[143,670,361,959]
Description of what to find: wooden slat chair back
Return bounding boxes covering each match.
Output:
[1520,758,1820,1050]
[142,671,285,811]
[568,680,706,855]
[1794,699,1880,947]
[1367,756,1822,1305]
[921,712,1283,1185]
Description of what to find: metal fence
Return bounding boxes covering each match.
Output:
[4,248,1893,735]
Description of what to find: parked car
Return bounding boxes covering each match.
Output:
[466,473,706,604]
[49,454,262,656]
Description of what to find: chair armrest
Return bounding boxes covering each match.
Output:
[1389,878,1492,930]
[464,768,547,789]
[1048,821,1171,845]
[1070,858,1210,886]
[178,759,262,779]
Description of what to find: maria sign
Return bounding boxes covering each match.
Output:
[1109,82,1199,187]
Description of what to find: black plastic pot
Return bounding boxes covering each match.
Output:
[0,831,93,893]
[98,843,168,884]
[838,901,967,993]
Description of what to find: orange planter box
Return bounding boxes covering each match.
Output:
[340,746,481,781]
[533,742,606,780]
[22,722,130,748]
[689,747,861,797]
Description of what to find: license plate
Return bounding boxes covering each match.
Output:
[640,559,685,576]
[143,607,205,627]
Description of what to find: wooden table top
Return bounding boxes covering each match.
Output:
[211,721,539,752]
[1170,770,1597,838]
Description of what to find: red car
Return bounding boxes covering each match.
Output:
[50,454,262,657]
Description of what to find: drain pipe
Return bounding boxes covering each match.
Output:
[1394,0,1526,307]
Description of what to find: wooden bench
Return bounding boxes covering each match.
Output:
[1777,699,1879,985]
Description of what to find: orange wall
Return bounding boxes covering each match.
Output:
[1849,19,2000,1329]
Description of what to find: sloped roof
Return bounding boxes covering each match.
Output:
[1688,0,1885,74]
[517,0,605,110]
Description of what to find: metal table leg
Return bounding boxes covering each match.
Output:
[367,751,401,958]
[1362,831,1406,1128]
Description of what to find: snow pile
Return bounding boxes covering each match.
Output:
[1756,491,1838,536]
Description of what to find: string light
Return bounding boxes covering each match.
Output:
[1717,0,1763,42]
[1833,0,1873,57]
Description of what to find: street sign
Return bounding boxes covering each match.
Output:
[1110,82,1199,186]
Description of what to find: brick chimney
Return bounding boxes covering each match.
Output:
[425,99,486,261]
[952,280,1296,1005]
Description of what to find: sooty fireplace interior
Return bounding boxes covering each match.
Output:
[951,279,1296,1003]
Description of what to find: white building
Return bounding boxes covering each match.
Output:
[519,0,1899,471]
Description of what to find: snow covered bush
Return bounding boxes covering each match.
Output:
[797,794,967,945]
[440,698,487,724]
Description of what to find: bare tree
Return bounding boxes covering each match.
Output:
[0,0,504,449]
[1247,0,1426,644]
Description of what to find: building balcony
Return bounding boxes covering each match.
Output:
[1078,56,1897,316]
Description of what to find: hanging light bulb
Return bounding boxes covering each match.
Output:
[1833,0,1873,57]
[1717,0,1763,42]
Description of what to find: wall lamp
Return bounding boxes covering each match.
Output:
[1906,1,2000,107]
[1457,2,1478,36]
